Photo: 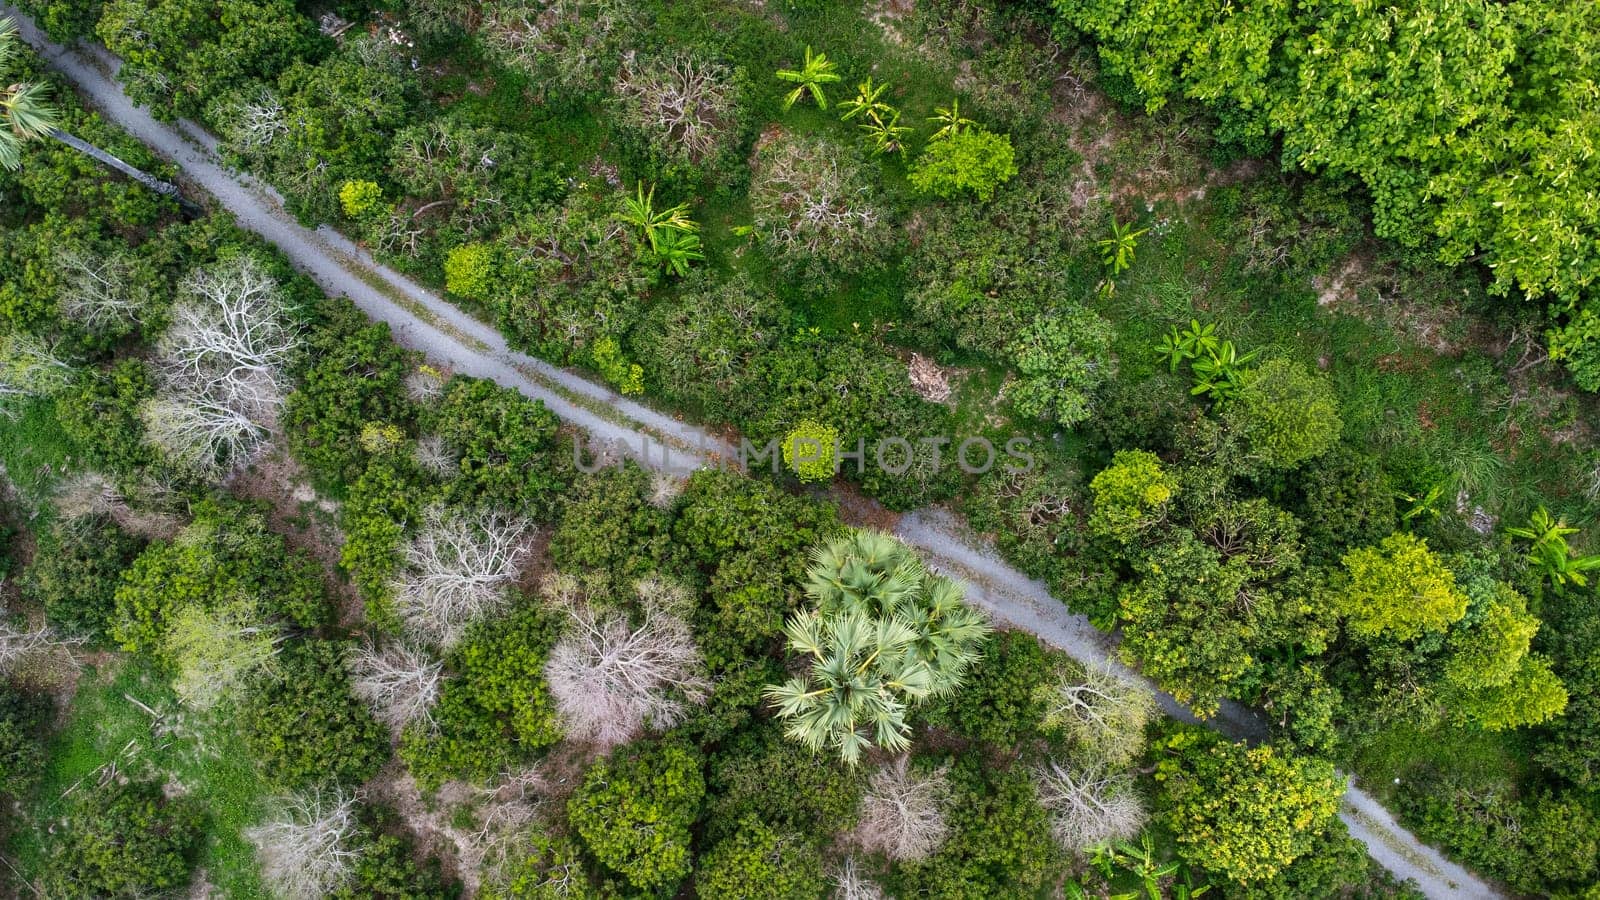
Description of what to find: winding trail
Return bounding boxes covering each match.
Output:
[6,10,1497,897]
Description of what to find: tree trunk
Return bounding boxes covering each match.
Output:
[48,127,190,203]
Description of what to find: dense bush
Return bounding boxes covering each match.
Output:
[696,817,823,899]
[238,639,387,789]
[112,499,326,656]
[749,133,891,283]
[927,630,1061,749]
[909,128,1018,200]
[549,463,679,585]
[0,681,50,797]
[567,740,705,894]
[1005,308,1116,427]
[428,375,569,515]
[1224,358,1342,471]
[42,779,204,898]
[400,603,563,787]
[895,759,1058,899]
[702,724,862,844]
[24,515,143,641]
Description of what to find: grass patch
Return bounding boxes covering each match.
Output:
[1348,723,1525,806]
[0,399,78,515]
[10,658,271,898]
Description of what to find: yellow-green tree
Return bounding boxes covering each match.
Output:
[1336,533,1468,641]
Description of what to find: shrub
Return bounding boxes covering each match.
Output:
[1549,304,1600,392]
[112,499,326,657]
[1336,533,1469,641]
[239,640,387,789]
[53,359,156,474]
[1005,308,1117,427]
[703,724,863,844]
[429,375,568,515]
[614,53,742,167]
[696,817,822,899]
[1223,358,1342,470]
[549,463,677,585]
[24,516,144,642]
[400,603,562,787]
[0,680,50,797]
[927,630,1061,748]
[1088,450,1177,543]
[1156,728,1343,884]
[909,128,1018,200]
[589,335,644,395]
[567,740,704,894]
[42,780,203,898]
[444,242,497,300]
[782,420,839,482]
[896,759,1056,899]
[338,180,383,218]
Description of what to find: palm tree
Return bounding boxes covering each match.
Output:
[1,16,183,201]
[776,45,840,111]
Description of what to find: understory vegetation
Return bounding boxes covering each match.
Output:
[3,0,1600,897]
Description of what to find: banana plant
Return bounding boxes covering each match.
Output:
[860,107,913,157]
[618,182,702,277]
[928,97,976,141]
[1189,339,1259,402]
[1399,483,1446,526]
[1098,218,1150,278]
[1508,507,1600,588]
[840,77,894,122]
[1154,319,1221,372]
[777,45,840,110]
[652,227,705,277]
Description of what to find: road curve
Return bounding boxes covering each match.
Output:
[4,10,1499,897]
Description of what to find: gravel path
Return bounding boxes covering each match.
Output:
[6,11,1499,897]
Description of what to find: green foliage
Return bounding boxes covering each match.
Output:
[112,499,326,657]
[1223,358,1342,470]
[444,242,497,300]
[748,133,891,282]
[1337,533,1469,641]
[897,759,1057,899]
[1089,449,1177,544]
[1548,304,1600,391]
[484,831,597,900]
[24,515,144,641]
[782,419,839,482]
[775,45,839,110]
[285,300,415,490]
[54,359,156,474]
[908,128,1018,200]
[1096,218,1147,278]
[1005,307,1116,427]
[841,77,912,157]
[589,335,644,395]
[330,830,453,900]
[401,603,563,787]
[767,530,991,763]
[549,462,677,587]
[567,740,704,894]
[1155,728,1344,884]
[340,458,426,613]
[1506,506,1600,589]
[631,273,784,421]
[702,724,863,844]
[695,817,823,899]
[0,680,50,797]
[42,779,203,898]
[927,630,1061,748]
[495,189,653,364]
[238,639,386,789]
[338,179,382,219]
[1290,447,1397,559]
[1535,595,1600,786]
[429,375,567,515]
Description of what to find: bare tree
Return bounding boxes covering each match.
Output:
[1034,759,1145,852]
[391,505,533,649]
[412,434,459,478]
[246,789,364,900]
[158,255,299,416]
[143,255,300,477]
[349,639,444,732]
[0,619,82,675]
[1039,664,1156,768]
[56,247,150,334]
[223,88,288,151]
[749,134,888,273]
[0,333,73,415]
[614,52,737,163]
[851,756,952,862]
[456,766,553,882]
[543,575,709,749]
[54,471,124,521]
[829,857,886,900]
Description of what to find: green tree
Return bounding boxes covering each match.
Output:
[1089,450,1177,544]
[1336,533,1468,641]
[444,242,497,299]
[782,419,839,482]
[1155,728,1343,884]
[0,680,49,797]
[429,375,567,514]
[238,639,387,789]
[567,741,704,894]
[908,128,1018,200]
[1223,358,1342,470]
[24,515,144,641]
[1006,307,1116,427]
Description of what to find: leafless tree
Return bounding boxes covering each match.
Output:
[349,639,444,732]
[749,134,888,273]
[246,789,364,900]
[851,756,952,862]
[456,766,553,881]
[391,505,533,649]
[1040,664,1156,768]
[615,52,737,163]
[413,434,459,478]
[56,247,150,333]
[54,471,124,521]
[829,856,886,900]
[0,333,73,414]
[0,619,82,675]
[1034,759,1146,852]
[158,255,299,415]
[543,575,709,749]
[479,0,631,94]
[143,255,300,477]
[225,88,288,150]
